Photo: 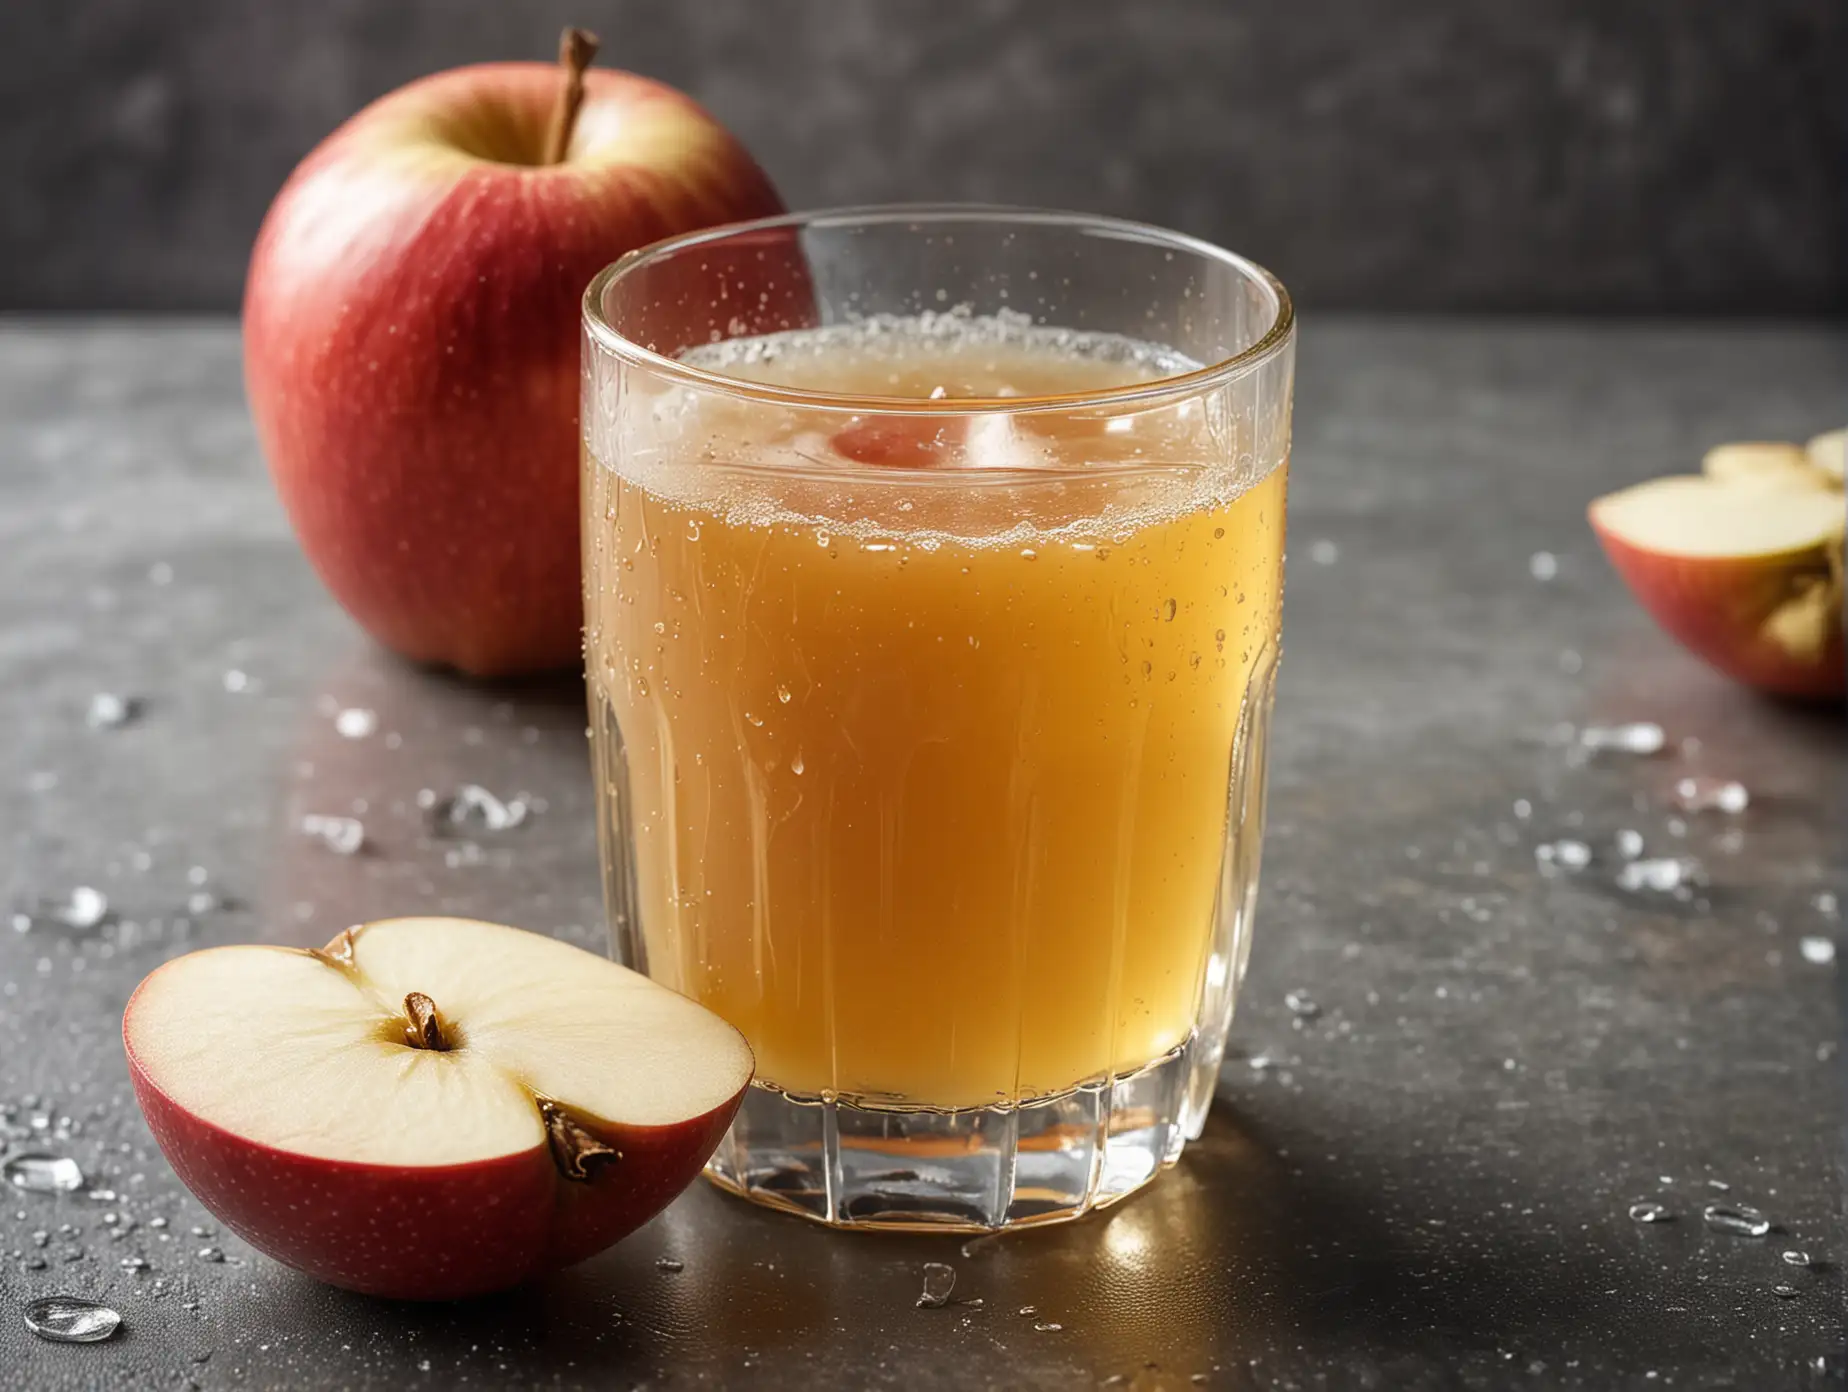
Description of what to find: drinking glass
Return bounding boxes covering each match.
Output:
[582,207,1293,1230]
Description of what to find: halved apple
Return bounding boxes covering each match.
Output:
[124,917,751,1299]
[1589,476,1845,699]
[1700,441,1833,493]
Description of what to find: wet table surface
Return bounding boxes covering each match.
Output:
[0,320,1842,1391]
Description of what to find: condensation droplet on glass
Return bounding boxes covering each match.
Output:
[1615,829,1645,860]
[24,1296,121,1344]
[745,711,764,728]
[916,1261,956,1308]
[790,754,805,776]
[776,686,792,704]
[1163,599,1177,621]
[1799,936,1834,966]
[1529,551,1559,581]
[685,520,701,542]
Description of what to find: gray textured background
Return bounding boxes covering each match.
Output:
[1,0,1843,314]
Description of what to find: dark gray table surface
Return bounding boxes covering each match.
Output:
[0,319,1842,1391]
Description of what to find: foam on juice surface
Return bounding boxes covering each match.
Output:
[593,312,1274,546]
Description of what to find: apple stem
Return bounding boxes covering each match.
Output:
[403,992,449,1051]
[541,26,600,165]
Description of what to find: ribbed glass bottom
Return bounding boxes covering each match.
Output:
[703,1034,1215,1231]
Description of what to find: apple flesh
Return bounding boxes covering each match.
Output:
[244,60,786,676]
[1589,474,1845,699]
[1809,428,1846,483]
[124,918,751,1299]
[1700,441,1834,494]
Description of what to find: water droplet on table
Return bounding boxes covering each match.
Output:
[1033,1320,1063,1332]
[86,693,139,730]
[1536,840,1592,871]
[1628,1201,1672,1224]
[196,1246,225,1263]
[915,1261,955,1308]
[23,1296,121,1343]
[1283,990,1320,1019]
[1781,1249,1813,1268]
[5,1154,84,1193]
[1703,1203,1770,1237]
[430,784,528,835]
[1017,1305,1038,1317]
[53,887,109,929]
[1578,722,1665,755]
[333,707,378,740]
[1799,936,1835,966]
[1673,776,1749,814]
[119,1255,149,1272]
[655,1257,684,1273]
[1617,858,1699,893]
[300,814,365,856]
[1771,1284,1800,1299]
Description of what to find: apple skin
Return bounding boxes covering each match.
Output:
[124,1014,743,1301]
[1589,516,1845,700]
[245,62,786,676]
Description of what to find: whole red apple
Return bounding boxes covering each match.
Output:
[245,39,784,675]
[125,917,753,1300]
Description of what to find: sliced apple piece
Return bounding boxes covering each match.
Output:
[1808,428,1845,483]
[1589,476,1845,699]
[1700,441,1833,493]
[124,917,751,1299]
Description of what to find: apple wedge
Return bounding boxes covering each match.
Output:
[1700,441,1834,494]
[1589,476,1845,699]
[124,918,751,1300]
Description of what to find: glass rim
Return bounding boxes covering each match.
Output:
[581,204,1294,416]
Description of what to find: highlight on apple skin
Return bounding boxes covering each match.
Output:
[1589,435,1845,700]
[243,49,786,676]
[124,917,753,1300]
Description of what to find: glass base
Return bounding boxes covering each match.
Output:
[703,1034,1219,1232]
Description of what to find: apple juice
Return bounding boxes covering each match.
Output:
[583,313,1286,1110]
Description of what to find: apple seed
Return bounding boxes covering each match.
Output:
[402,992,449,1051]
[540,1100,622,1181]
